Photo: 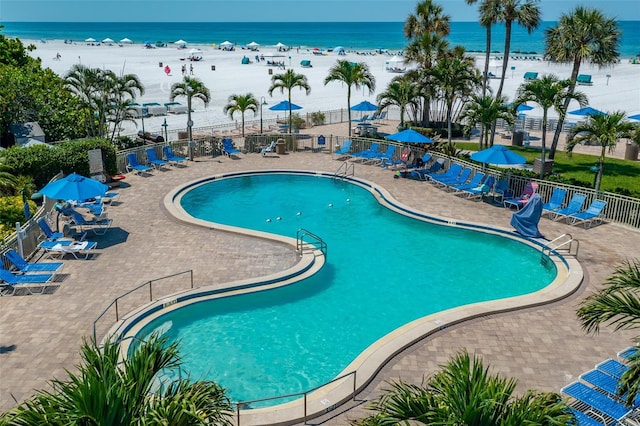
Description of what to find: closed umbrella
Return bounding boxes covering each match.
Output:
[470,145,526,165]
[39,173,108,202]
[385,129,433,144]
[569,106,605,117]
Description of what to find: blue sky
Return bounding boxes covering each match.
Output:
[1,0,638,22]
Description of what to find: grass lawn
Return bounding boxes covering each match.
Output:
[454,142,640,198]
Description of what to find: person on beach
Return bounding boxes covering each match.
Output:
[164,65,171,76]
[190,64,194,75]
[182,64,186,75]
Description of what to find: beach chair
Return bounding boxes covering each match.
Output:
[222,138,241,157]
[333,140,352,159]
[350,142,380,161]
[261,141,276,157]
[541,187,567,216]
[503,182,538,210]
[69,211,112,235]
[429,164,464,185]
[580,369,640,407]
[126,153,152,175]
[145,148,169,170]
[597,358,629,380]
[162,145,186,165]
[4,249,63,274]
[618,346,639,361]
[37,218,64,241]
[570,408,606,426]
[39,239,97,260]
[0,267,54,296]
[523,72,538,81]
[567,199,607,228]
[367,145,395,164]
[351,114,370,123]
[577,74,593,86]
[434,167,472,188]
[409,158,444,180]
[448,172,485,192]
[381,148,413,169]
[460,175,496,199]
[561,381,633,424]
[372,111,387,124]
[492,180,513,202]
[551,193,587,222]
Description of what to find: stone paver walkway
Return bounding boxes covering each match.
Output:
[1,151,639,425]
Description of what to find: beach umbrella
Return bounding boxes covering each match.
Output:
[247,41,259,48]
[385,129,433,144]
[174,39,187,45]
[102,37,114,44]
[516,104,534,112]
[334,46,345,53]
[220,41,233,48]
[628,113,640,121]
[119,37,133,44]
[85,37,96,43]
[39,173,108,202]
[351,100,378,112]
[275,42,287,49]
[269,100,302,111]
[189,48,203,55]
[569,106,606,117]
[470,145,526,165]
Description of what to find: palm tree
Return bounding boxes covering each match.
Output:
[465,0,501,95]
[107,72,145,142]
[544,6,621,160]
[515,74,588,178]
[462,94,513,150]
[65,64,107,137]
[494,0,541,100]
[351,350,573,425]
[324,60,375,137]
[223,93,258,137]
[0,334,233,425]
[376,75,420,130]
[566,111,635,192]
[428,51,481,146]
[170,76,210,160]
[268,69,310,134]
[576,259,640,406]
[404,0,450,39]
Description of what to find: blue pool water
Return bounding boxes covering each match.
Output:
[134,173,556,404]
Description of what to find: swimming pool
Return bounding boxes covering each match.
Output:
[122,171,575,418]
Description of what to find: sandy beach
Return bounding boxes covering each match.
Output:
[28,40,640,139]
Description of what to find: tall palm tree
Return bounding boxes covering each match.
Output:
[494,0,541,100]
[324,60,375,138]
[376,75,420,129]
[0,334,233,425]
[65,64,106,137]
[577,259,640,406]
[268,69,310,134]
[428,51,481,146]
[170,76,210,160]
[404,0,451,39]
[351,350,573,425]
[223,93,258,137]
[465,0,501,95]
[545,7,621,160]
[107,72,145,142]
[462,94,513,150]
[566,111,635,192]
[515,74,588,178]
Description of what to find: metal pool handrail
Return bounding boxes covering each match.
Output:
[296,228,327,257]
[233,370,357,425]
[92,270,194,342]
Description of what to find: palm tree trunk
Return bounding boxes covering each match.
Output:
[540,108,548,179]
[491,20,512,147]
[482,25,491,95]
[347,86,352,137]
[595,151,604,192]
[447,102,453,146]
[549,57,581,160]
[241,113,245,138]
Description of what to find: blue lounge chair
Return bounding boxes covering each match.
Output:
[222,138,241,157]
[427,163,463,184]
[541,187,567,216]
[146,148,169,170]
[580,369,640,406]
[410,159,444,180]
[552,193,587,222]
[562,381,632,423]
[39,239,97,260]
[261,141,276,156]
[459,175,495,199]
[568,199,607,228]
[333,140,352,159]
[126,153,152,175]
[493,180,513,202]
[0,267,54,296]
[4,249,63,274]
[577,74,593,86]
[368,145,395,164]
[350,142,380,160]
[448,172,485,192]
[69,211,112,235]
[597,359,628,380]
[570,408,606,426]
[618,346,639,361]
[381,148,412,169]
[351,114,370,123]
[37,218,64,241]
[504,182,538,210]
[162,145,186,165]
[432,166,469,187]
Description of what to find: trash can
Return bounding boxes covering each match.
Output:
[625,142,639,160]
[159,62,163,67]
[268,68,273,75]
[512,130,524,146]
[211,65,216,71]
[276,138,286,155]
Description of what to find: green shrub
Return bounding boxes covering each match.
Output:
[0,195,36,239]
[309,111,326,126]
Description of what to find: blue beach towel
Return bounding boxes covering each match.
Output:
[510,193,544,238]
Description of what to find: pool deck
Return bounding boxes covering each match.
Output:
[1,151,639,424]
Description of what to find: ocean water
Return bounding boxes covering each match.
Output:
[2,21,640,57]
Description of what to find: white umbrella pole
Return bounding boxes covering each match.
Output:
[16,222,24,257]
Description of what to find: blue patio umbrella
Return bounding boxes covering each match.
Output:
[470,144,526,165]
[568,106,606,117]
[516,104,534,112]
[385,129,433,144]
[351,100,378,112]
[269,100,302,111]
[39,173,108,202]
[628,113,640,121]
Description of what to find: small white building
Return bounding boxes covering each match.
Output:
[9,122,49,148]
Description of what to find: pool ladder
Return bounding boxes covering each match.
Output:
[541,233,579,265]
[296,228,327,257]
[335,162,354,179]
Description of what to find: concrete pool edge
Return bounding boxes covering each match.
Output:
[121,170,583,426]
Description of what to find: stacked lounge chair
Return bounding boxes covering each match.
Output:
[0,267,55,296]
[551,193,587,222]
[163,146,186,165]
[350,142,380,161]
[567,199,607,228]
[459,175,496,199]
[333,140,352,159]
[146,148,169,170]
